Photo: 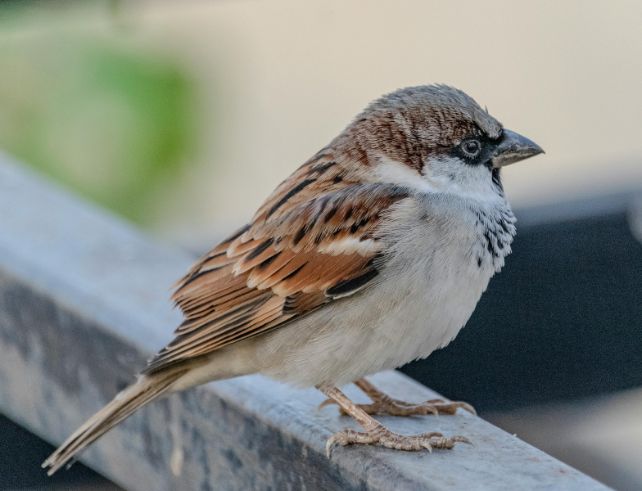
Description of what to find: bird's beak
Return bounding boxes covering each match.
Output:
[491,129,544,168]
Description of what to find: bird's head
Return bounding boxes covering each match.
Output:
[339,85,543,199]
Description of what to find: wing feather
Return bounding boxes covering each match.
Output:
[143,157,409,373]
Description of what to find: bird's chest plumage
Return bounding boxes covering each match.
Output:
[369,198,515,366]
[259,195,515,387]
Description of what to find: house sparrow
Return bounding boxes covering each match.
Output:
[43,85,543,474]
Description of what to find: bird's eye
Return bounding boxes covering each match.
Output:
[460,139,482,158]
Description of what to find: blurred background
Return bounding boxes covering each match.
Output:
[0,1,640,489]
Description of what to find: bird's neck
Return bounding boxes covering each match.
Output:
[470,194,516,273]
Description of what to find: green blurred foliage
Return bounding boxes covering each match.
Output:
[0,25,197,224]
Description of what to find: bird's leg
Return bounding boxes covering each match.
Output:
[355,378,477,416]
[318,384,470,456]
[320,378,476,416]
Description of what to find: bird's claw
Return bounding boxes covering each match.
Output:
[326,425,471,457]
[320,396,476,417]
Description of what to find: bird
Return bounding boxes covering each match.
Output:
[43,84,543,475]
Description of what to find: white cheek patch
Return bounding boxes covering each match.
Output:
[374,154,503,205]
[422,156,502,203]
[373,155,436,193]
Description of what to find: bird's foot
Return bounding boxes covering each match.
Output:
[326,424,470,456]
[321,395,475,416]
[320,378,476,417]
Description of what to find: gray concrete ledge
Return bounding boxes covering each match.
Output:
[0,153,609,491]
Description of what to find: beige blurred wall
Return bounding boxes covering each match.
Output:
[136,0,642,242]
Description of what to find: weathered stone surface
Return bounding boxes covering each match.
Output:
[0,154,609,490]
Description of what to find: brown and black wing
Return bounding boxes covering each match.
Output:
[144,168,408,373]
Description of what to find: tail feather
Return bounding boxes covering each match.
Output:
[42,369,186,475]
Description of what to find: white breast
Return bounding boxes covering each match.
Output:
[257,194,514,388]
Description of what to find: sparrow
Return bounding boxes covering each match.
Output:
[43,84,543,474]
